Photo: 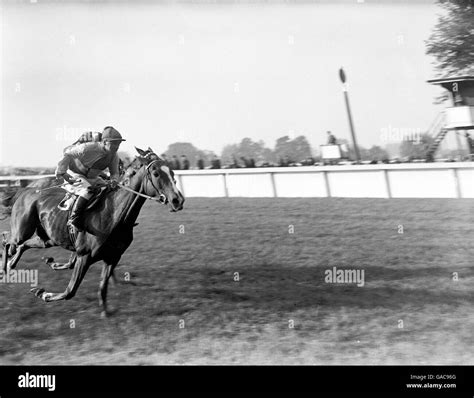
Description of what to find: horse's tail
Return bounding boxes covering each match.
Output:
[1,190,18,207]
[0,188,20,218]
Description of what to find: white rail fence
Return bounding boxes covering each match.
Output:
[1,163,473,198]
[173,163,474,199]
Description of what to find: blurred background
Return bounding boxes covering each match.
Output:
[2,0,461,172]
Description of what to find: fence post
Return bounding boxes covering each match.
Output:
[452,168,462,198]
[178,174,185,197]
[270,173,277,197]
[383,169,392,199]
[323,171,331,198]
[223,173,229,198]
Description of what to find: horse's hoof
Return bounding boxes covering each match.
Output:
[43,292,53,302]
[30,287,45,298]
[100,310,109,319]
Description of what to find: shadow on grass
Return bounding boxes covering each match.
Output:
[179,264,474,313]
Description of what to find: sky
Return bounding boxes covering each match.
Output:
[1,0,446,167]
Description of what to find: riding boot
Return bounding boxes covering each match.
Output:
[67,196,89,232]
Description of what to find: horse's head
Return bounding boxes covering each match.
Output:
[124,147,185,212]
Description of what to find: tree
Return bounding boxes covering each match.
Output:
[238,138,264,161]
[367,146,389,161]
[221,138,275,166]
[399,133,434,160]
[118,151,133,167]
[337,138,370,161]
[274,135,313,163]
[274,136,292,162]
[426,1,474,76]
[221,143,240,165]
[292,136,313,161]
[165,142,214,167]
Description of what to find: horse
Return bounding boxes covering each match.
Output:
[0,147,184,317]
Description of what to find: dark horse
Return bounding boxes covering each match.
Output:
[0,147,184,316]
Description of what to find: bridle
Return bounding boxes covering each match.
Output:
[118,159,168,204]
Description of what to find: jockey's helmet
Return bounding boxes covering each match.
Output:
[102,126,126,142]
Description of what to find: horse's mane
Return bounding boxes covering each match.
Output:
[120,150,165,186]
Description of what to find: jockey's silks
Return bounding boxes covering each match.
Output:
[56,142,120,180]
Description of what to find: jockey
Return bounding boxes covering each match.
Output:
[55,126,126,231]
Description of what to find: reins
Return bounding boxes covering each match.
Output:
[117,184,163,202]
[34,159,166,203]
[118,159,166,203]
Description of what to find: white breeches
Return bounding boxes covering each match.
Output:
[63,171,106,199]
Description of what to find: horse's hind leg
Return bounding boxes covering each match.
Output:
[31,254,92,302]
[7,205,40,271]
[1,232,9,272]
[7,236,50,271]
[43,253,76,271]
[2,243,10,273]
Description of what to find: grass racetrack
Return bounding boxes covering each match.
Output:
[0,198,473,365]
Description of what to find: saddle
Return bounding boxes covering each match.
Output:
[57,186,109,212]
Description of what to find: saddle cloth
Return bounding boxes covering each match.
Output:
[57,187,108,212]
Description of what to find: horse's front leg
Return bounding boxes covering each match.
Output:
[43,253,76,271]
[31,254,92,302]
[98,260,120,318]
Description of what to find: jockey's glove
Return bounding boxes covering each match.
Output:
[109,179,119,190]
[55,173,65,184]
[56,173,76,184]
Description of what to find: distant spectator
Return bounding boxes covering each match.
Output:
[279,156,291,167]
[327,131,337,145]
[240,156,253,168]
[118,158,125,176]
[232,156,240,168]
[249,158,256,168]
[197,157,205,170]
[181,155,190,170]
[171,155,181,170]
[161,154,170,167]
[211,155,221,169]
[466,133,474,155]
[454,93,465,107]
[302,157,315,166]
